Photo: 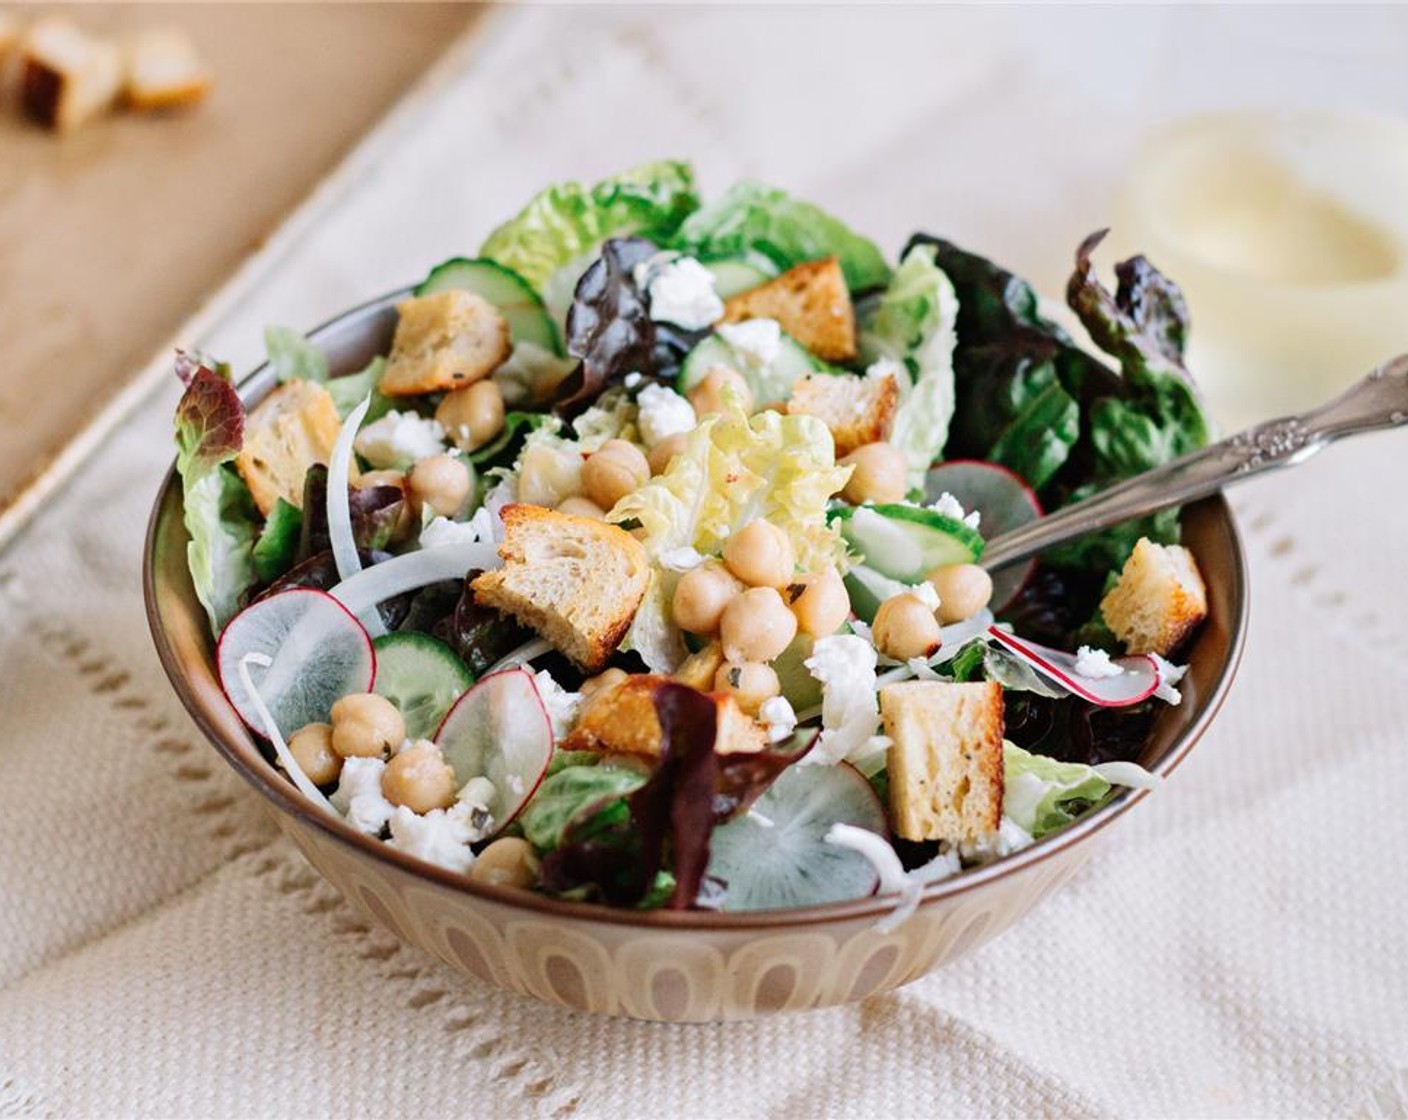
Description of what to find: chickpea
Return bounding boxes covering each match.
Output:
[872,593,943,661]
[722,519,795,589]
[647,431,690,476]
[720,586,798,664]
[927,563,994,624]
[469,836,541,889]
[672,561,744,636]
[330,692,406,759]
[687,365,754,417]
[353,469,405,492]
[407,453,472,519]
[580,667,629,699]
[381,741,456,813]
[840,442,908,505]
[287,722,342,786]
[581,439,650,512]
[786,567,850,637]
[516,444,583,508]
[713,660,781,716]
[557,496,607,521]
[436,380,505,452]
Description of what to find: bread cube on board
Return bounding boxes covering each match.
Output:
[1101,538,1208,656]
[787,371,899,456]
[380,291,511,397]
[722,258,857,362]
[235,380,344,516]
[472,505,650,672]
[880,680,1004,844]
[124,28,211,112]
[19,19,122,132]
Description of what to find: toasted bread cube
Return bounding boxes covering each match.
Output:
[787,371,899,456]
[880,680,1004,844]
[379,291,511,397]
[1101,538,1208,656]
[19,19,122,132]
[472,505,650,671]
[0,14,19,62]
[563,674,765,759]
[722,258,857,362]
[235,380,343,516]
[123,28,211,111]
[672,642,726,692]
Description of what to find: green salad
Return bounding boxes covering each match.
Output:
[170,161,1212,920]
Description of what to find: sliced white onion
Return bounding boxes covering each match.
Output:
[328,540,501,623]
[483,637,555,676]
[1092,760,1162,790]
[236,652,338,817]
[328,395,372,592]
[824,823,922,934]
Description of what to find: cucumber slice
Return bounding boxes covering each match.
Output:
[842,563,911,624]
[832,504,984,582]
[703,258,777,299]
[678,331,820,404]
[415,257,563,355]
[708,762,887,912]
[372,632,473,741]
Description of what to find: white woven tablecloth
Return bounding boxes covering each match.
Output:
[2,7,1407,1118]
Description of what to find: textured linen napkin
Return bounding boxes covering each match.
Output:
[2,8,1406,1118]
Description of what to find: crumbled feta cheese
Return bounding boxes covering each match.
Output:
[909,580,941,612]
[928,491,981,530]
[331,757,393,835]
[387,803,481,874]
[1073,645,1124,680]
[959,816,1034,863]
[659,546,707,573]
[647,256,724,330]
[353,410,446,469]
[635,383,697,449]
[458,775,496,811]
[532,668,583,741]
[1149,653,1188,705]
[802,635,880,766]
[758,695,798,743]
[865,357,907,383]
[419,509,494,550]
[717,318,782,370]
[623,371,643,390]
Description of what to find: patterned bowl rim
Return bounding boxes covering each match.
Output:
[143,286,1249,932]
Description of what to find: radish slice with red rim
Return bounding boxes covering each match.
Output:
[433,668,552,836]
[925,460,1042,611]
[707,761,888,912]
[986,626,1158,707]
[217,588,376,737]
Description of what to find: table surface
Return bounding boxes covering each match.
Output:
[0,7,1406,1119]
[0,2,477,532]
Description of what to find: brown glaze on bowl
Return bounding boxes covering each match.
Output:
[143,291,1248,1021]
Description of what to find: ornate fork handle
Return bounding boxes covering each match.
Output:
[981,355,1408,573]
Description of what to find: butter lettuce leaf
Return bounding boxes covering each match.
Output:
[1002,742,1112,839]
[859,243,959,485]
[479,160,699,291]
[672,180,890,291]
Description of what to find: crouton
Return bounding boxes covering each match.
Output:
[0,14,18,63]
[18,19,122,132]
[672,642,725,692]
[722,258,857,363]
[563,674,765,758]
[880,680,1004,844]
[123,28,211,112]
[787,371,899,456]
[472,505,650,671]
[235,380,344,516]
[379,291,511,397]
[1101,538,1208,656]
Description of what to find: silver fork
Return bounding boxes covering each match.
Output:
[980,355,1408,572]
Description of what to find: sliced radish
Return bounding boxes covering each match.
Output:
[217,588,375,737]
[327,539,500,624]
[707,762,887,912]
[986,626,1159,707]
[926,460,1043,611]
[433,668,552,835]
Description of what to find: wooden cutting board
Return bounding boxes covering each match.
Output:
[0,2,482,545]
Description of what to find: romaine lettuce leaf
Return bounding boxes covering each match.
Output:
[859,243,959,485]
[264,325,328,384]
[672,180,891,291]
[1002,741,1111,839]
[173,360,259,632]
[520,765,648,852]
[324,357,393,423]
[479,160,699,291]
[251,498,302,584]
